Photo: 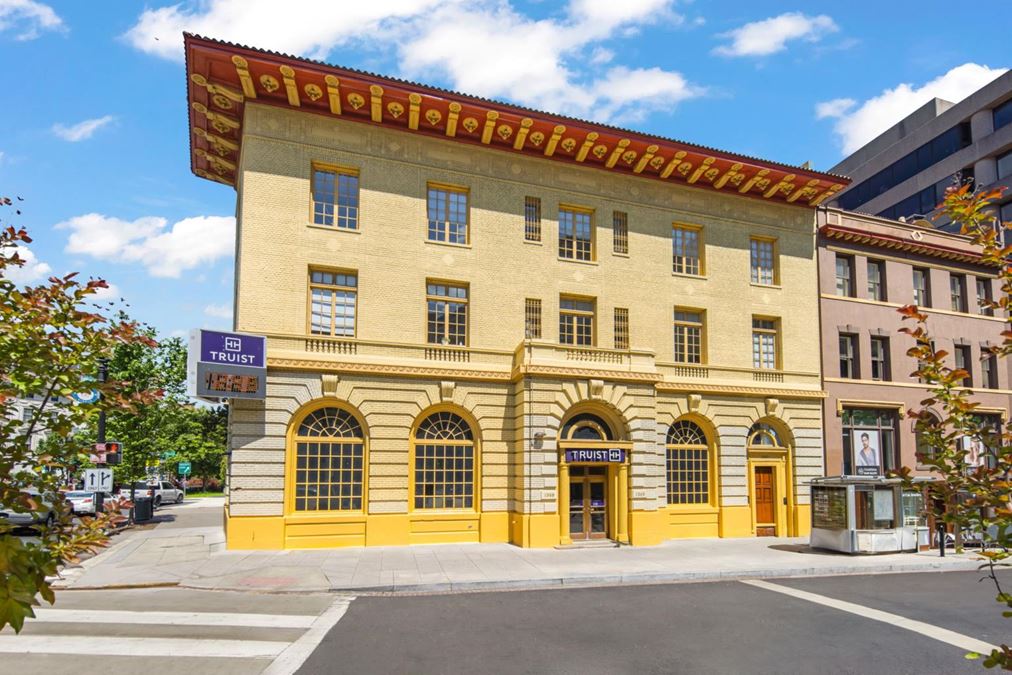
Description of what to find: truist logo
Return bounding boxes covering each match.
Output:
[208,350,258,365]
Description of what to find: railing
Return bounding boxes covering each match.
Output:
[670,364,709,379]
[565,348,624,364]
[305,337,357,355]
[424,346,471,363]
[752,370,785,383]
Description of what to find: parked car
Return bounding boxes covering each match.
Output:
[65,490,101,515]
[0,489,55,529]
[117,480,184,508]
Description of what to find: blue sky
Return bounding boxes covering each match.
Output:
[1,0,1009,339]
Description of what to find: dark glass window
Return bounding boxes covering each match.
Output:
[994,98,1012,132]
[838,123,972,211]
[982,353,999,389]
[998,150,1012,180]
[954,344,973,387]
[842,409,898,475]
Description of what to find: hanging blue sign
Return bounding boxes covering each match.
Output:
[71,389,100,404]
[565,449,626,463]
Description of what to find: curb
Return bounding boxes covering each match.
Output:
[170,558,980,595]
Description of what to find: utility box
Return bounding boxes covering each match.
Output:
[133,497,154,523]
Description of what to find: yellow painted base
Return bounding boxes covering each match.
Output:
[509,513,560,548]
[663,506,720,539]
[225,510,285,550]
[793,504,811,537]
[718,505,753,538]
[629,510,665,546]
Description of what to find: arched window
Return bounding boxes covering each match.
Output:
[293,406,364,512]
[748,422,784,448]
[666,420,710,505]
[414,411,475,510]
[561,413,614,441]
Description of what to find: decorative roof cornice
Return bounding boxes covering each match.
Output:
[819,222,995,267]
[184,34,849,207]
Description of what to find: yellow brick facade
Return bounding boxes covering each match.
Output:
[225,102,826,549]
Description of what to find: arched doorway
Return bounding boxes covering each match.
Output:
[557,408,630,545]
[746,421,793,537]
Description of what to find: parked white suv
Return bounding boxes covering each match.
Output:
[118,480,184,508]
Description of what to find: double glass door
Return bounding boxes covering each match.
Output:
[570,466,608,540]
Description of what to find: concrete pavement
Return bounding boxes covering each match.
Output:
[54,498,984,594]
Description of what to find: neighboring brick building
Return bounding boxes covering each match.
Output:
[817,208,1009,476]
[184,35,850,550]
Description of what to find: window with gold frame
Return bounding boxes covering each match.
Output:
[612,211,628,255]
[750,237,776,285]
[292,406,364,512]
[672,224,702,275]
[525,298,542,339]
[666,420,710,505]
[559,206,594,261]
[752,316,779,370]
[673,308,703,363]
[427,184,469,244]
[311,164,359,229]
[525,196,542,242]
[426,281,468,346]
[413,411,475,510]
[613,307,629,350]
[309,269,357,337]
[560,296,595,346]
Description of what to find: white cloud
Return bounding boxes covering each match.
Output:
[124,0,703,123]
[0,0,63,41]
[817,63,1008,155]
[91,282,121,301]
[51,115,115,142]
[56,213,236,278]
[203,303,232,319]
[3,244,51,284]
[714,12,837,57]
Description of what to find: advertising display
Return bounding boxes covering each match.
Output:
[852,430,881,475]
[961,435,987,468]
[187,329,267,400]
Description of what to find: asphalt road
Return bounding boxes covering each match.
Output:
[298,570,1010,675]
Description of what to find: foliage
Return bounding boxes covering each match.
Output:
[896,184,1011,669]
[0,203,159,632]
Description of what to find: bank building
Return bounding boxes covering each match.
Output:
[184,34,851,550]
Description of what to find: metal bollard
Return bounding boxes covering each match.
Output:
[937,523,946,557]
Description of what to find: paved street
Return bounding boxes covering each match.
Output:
[299,571,1009,675]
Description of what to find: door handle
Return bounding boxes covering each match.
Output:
[783,497,788,505]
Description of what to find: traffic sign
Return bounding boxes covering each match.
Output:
[178,461,192,476]
[71,389,100,404]
[83,468,113,493]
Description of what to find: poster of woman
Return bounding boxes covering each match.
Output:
[961,436,987,468]
[853,430,881,471]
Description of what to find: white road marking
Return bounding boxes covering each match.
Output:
[31,608,316,629]
[262,596,355,675]
[742,579,998,655]
[0,635,288,658]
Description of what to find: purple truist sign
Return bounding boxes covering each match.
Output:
[199,329,266,368]
[565,449,626,463]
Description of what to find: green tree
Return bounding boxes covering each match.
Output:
[0,212,159,632]
[897,184,1011,669]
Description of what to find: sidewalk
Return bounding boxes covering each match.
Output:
[55,499,983,594]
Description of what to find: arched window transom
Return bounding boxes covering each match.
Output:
[561,413,614,441]
[666,420,710,505]
[293,406,364,512]
[748,423,783,448]
[414,411,475,510]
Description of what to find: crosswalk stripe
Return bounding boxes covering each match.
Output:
[742,579,998,655]
[0,635,289,658]
[31,608,316,629]
[264,597,354,675]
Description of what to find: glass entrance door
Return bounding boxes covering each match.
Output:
[569,466,608,540]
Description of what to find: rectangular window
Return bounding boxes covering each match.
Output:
[997,150,1012,180]
[559,207,593,261]
[842,408,898,475]
[613,307,629,350]
[612,211,628,255]
[312,166,359,229]
[839,334,858,379]
[672,225,702,275]
[560,296,595,346]
[835,255,855,297]
[414,442,473,510]
[867,259,886,301]
[673,309,704,364]
[427,185,469,244]
[426,281,468,346]
[870,336,890,381]
[995,98,1012,132]
[982,353,999,389]
[950,273,967,312]
[752,317,778,370]
[525,298,542,339]
[750,238,776,285]
[954,344,973,387]
[309,270,357,337]
[976,277,994,316]
[912,267,931,307]
[294,439,364,511]
[524,196,542,242]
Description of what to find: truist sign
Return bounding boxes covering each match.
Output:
[199,329,265,367]
[187,329,267,400]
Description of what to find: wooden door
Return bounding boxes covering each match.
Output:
[568,467,609,540]
[754,466,776,536]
